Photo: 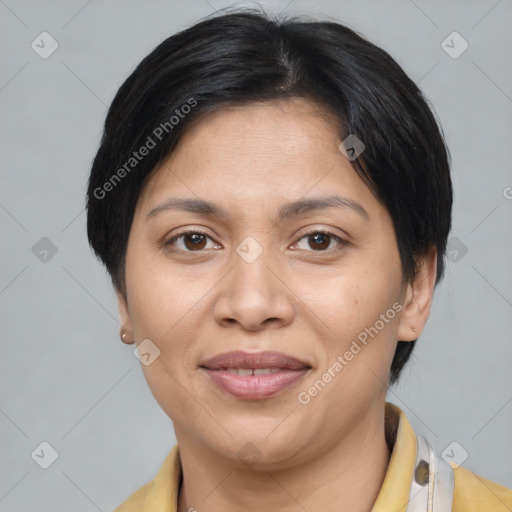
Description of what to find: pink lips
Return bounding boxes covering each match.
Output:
[200,350,311,400]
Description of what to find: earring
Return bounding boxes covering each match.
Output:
[411,327,417,333]
[120,329,128,342]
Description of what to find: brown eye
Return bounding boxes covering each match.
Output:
[182,232,207,250]
[307,232,331,250]
[294,230,347,252]
[165,230,219,252]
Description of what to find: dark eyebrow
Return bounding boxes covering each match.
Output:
[146,195,369,222]
[146,198,228,222]
[276,195,369,222]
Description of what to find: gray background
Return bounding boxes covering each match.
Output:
[1,0,511,510]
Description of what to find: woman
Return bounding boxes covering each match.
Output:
[86,9,512,512]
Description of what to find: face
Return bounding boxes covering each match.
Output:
[117,98,434,470]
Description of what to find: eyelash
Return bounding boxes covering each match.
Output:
[164,228,349,254]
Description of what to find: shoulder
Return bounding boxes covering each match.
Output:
[452,464,512,511]
[113,480,153,512]
[113,444,181,511]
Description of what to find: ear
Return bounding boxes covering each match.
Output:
[397,245,437,342]
[116,287,135,345]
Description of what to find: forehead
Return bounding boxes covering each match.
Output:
[136,98,376,218]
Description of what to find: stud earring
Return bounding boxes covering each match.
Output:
[411,327,417,333]
[120,329,129,342]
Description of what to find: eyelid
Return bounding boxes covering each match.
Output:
[295,225,350,242]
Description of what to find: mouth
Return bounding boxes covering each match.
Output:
[199,351,312,400]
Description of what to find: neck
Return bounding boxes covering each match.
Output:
[176,403,391,512]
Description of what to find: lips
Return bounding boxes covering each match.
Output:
[200,351,312,400]
[200,350,310,371]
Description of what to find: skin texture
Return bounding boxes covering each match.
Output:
[116,98,437,512]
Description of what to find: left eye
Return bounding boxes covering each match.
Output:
[293,230,347,252]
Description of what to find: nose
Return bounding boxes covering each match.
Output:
[213,240,295,331]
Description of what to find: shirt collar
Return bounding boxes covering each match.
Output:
[141,402,436,511]
[372,402,419,511]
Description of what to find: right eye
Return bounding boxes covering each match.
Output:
[164,230,222,252]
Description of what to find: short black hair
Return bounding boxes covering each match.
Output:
[86,8,452,384]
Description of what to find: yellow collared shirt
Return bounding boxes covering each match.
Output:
[115,403,512,511]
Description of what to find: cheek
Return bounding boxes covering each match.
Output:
[128,271,201,409]
[300,263,402,337]
[125,254,209,384]
[138,358,198,430]
[126,250,206,339]
[302,255,403,386]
